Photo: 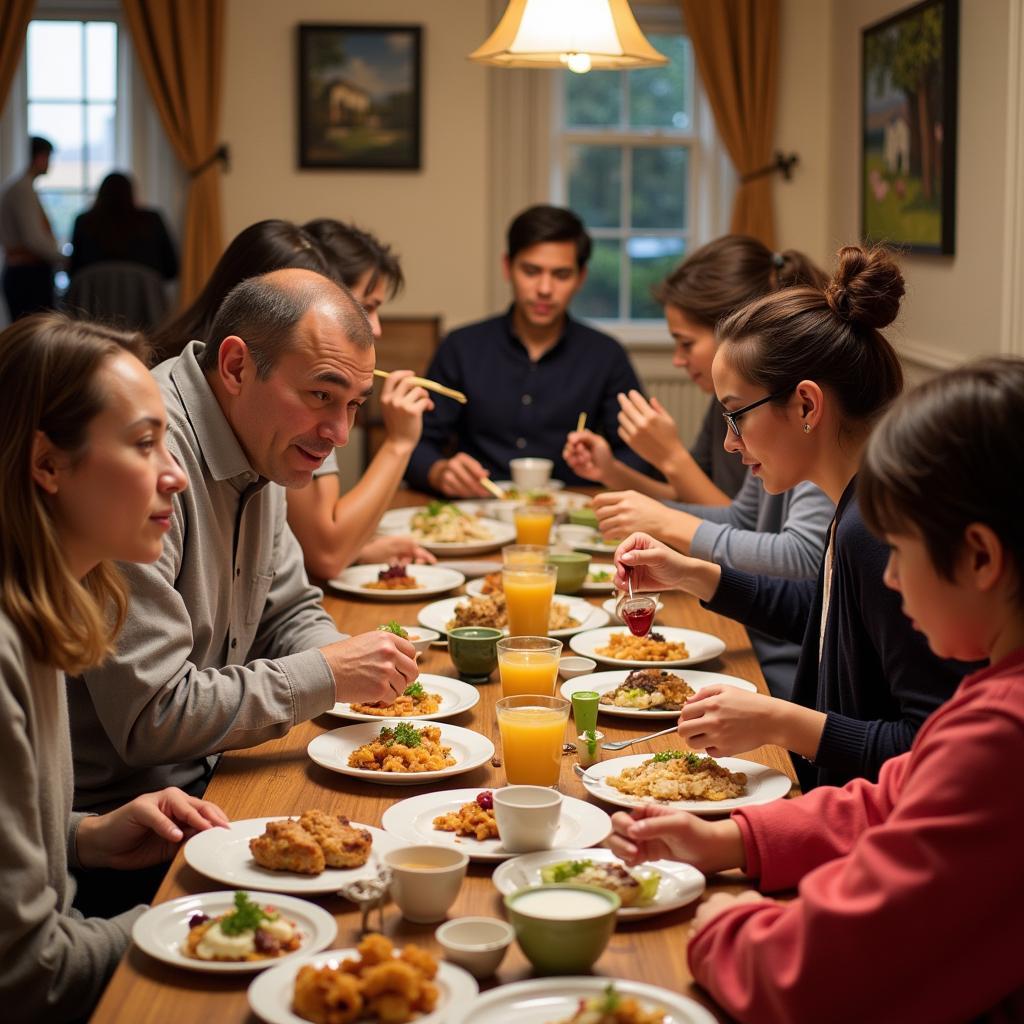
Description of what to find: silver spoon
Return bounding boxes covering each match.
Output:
[602,725,679,751]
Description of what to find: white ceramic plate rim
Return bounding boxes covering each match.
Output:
[307,721,495,785]
[325,563,466,601]
[579,562,617,592]
[580,754,792,815]
[491,847,705,920]
[572,538,622,555]
[465,577,595,600]
[380,788,611,863]
[326,674,480,723]
[248,948,478,1024]
[417,595,609,638]
[560,669,757,719]
[569,626,727,668]
[183,817,404,895]
[131,890,336,973]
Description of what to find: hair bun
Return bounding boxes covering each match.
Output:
[824,245,904,330]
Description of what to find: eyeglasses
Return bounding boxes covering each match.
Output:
[722,388,792,438]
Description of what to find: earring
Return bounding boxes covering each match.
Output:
[803,423,811,434]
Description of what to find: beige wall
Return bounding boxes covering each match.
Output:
[221,0,493,334]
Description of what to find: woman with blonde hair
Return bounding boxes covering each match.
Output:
[0,313,226,1022]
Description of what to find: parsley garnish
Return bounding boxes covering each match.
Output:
[377,621,409,638]
[219,891,272,936]
[590,570,612,582]
[381,722,422,748]
[584,728,598,757]
[599,984,621,1012]
[649,750,704,768]
[403,680,425,698]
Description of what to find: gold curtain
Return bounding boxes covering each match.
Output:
[681,0,779,246]
[122,0,225,306]
[0,0,34,114]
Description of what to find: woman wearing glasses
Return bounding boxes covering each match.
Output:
[612,244,971,790]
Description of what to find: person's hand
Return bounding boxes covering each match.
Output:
[379,370,434,450]
[616,391,685,468]
[678,686,784,757]
[320,630,419,704]
[429,452,492,498]
[75,788,229,871]
[593,490,673,540]
[607,804,745,873]
[692,890,767,935]
[358,534,436,565]
[562,429,614,483]
[614,533,722,602]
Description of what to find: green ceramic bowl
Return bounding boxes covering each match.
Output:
[568,507,599,530]
[504,884,620,974]
[448,626,503,683]
[547,551,591,594]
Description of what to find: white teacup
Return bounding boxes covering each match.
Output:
[510,457,554,490]
[493,786,562,854]
[384,845,469,923]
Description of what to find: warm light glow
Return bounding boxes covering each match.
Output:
[469,0,667,71]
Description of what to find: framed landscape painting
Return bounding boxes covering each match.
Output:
[861,0,958,254]
[299,24,422,170]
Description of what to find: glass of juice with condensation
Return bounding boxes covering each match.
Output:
[514,504,555,546]
[502,565,557,637]
[496,694,570,786]
[497,636,563,698]
[502,544,549,567]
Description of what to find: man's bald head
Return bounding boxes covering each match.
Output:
[199,267,373,378]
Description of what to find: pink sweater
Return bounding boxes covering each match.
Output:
[688,648,1024,1024]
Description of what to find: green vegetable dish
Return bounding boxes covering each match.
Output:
[377,621,409,638]
[539,858,660,907]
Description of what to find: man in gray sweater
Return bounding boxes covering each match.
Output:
[71,269,417,825]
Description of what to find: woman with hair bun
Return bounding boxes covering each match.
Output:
[611,245,972,791]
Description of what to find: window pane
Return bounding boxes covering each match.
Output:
[86,22,117,101]
[38,190,88,247]
[631,146,688,229]
[629,237,686,320]
[28,21,83,101]
[27,103,84,189]
[565,68,621,128]
[575,238,620,320]
[628,35,691,130]
[568,144,621,228]
[86,103,117,188]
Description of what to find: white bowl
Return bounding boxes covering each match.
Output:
[488,499,521,523]
[509,457,553,490]
[557,656,597,679]
[435,917,515,979]
[556,524,597,547]
[382,625,439,654]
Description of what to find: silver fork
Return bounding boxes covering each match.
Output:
[602,725,678,751]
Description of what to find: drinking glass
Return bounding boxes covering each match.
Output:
[495,694,571,786]
[502,565,557,636]
[514,504,555,546]
[502,544,550,568]
[497,636,563,698]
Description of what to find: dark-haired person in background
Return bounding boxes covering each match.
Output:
[406,204,650,497]
[0,136,62,321]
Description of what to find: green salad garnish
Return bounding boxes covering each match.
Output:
[584,727,598,757]
[377,620,409,638]
[599,983,622,1013]
[403,680,425,699]
[425,500,461,517]
[381,721,422,748]
[540,859,593,883]
[219,891,274,936]
[589,570,612,582]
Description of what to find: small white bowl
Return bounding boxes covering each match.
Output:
[387,626,439,655]
[435,917,515,979]
[558,656,597,679]
[556,524,597,547]
[510,457,554,490]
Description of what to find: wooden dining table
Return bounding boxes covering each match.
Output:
[89,496,797,1024]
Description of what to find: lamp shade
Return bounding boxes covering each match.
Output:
[469,0,668,71]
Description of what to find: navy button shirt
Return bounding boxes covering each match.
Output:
[406,308,653,491]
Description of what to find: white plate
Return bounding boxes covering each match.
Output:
[493,479,565,493]
[418,595,609,638]
[307,721,494,785]
[570,626,727,668]
[580,754,793,815]
[451,976,717,1024]
[602,596,665,622]
[377,507,517,555]
[184,817,404,895]
[572,537,622,555]
[131,890,336,974]
[580,563,617,592]
[249,948,478,1024]
[326,563,465,601]
[381,788,612,862]
[560,669,758,719]
[465,576,601,601]
[491,847,705,920]
[326,674,480,723]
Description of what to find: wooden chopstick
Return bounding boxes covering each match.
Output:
[480,477,507,500]
[373,368,468,404]
[576,412,587,432]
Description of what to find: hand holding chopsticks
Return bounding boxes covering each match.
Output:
[373,368,467,405]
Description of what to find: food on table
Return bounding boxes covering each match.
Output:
[248,812,373,875]
[347,722,456,773]
[549,983,667,1024]
[446,593,579,632]
[292,933,439,1024]
[599,669,695,711]
[182,891,301,962]
[350,679,442,718]
[539,859,661,907]
[364,566,421,591]
[478,570,503,595]
[594,631,689,663]
[377,621,410,638]
[588,569,613,583]
[502,486,555,505]
[606,750,747,802]
[410,501,493,544]
[432,790,499,841]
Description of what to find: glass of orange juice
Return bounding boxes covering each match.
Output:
[514,504,555,546]
[495,694,570,787]
[497,636,563,698]
[502,544,550,568]
[502,565,557,636]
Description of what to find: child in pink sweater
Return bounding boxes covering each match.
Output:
[609,357,1024,1024]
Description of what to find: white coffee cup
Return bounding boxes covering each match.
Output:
[384,845,469,923]
[509,457,554,490]
[493,785,562,853]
